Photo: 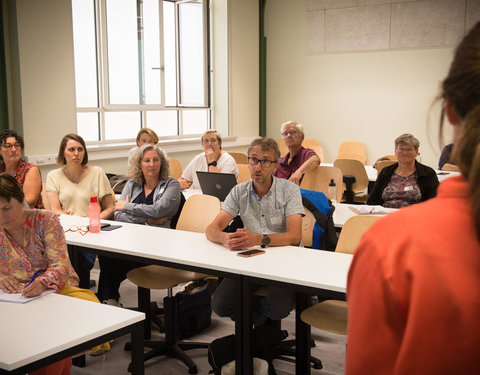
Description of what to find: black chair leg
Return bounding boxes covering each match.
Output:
[125,288,209,374]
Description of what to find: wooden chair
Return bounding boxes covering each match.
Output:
[125,194,221,373]
[337,141,367,164]
[168,158,183,179]
[300,166,343,203]
[301,215,382,334]
[228,152,248,164]
[276,139,289,157]
[310,145,325,163]
[301,208,316,248]
[375,159,397,176]
[237,163,250,183]
[333,159,369,204]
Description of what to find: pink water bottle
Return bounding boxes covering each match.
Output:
[88,196,101,233]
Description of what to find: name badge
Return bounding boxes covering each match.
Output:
[404,186,413,191]
[271,216,282,225]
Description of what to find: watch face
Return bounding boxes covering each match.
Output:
[262,234,270,246]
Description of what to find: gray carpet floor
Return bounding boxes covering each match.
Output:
[71,268,346,375]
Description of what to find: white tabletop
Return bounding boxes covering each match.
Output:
[0,293,144,372]
[61,215,351,294]
[333,202,397,228]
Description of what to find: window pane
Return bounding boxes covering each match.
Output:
[105,112,141,140]
[105,0,140,104]
[178,2,205,106]
[143,0,161,104]
[77,112,100,142]
[146,111,178,137]
[163,1,177,106]
[72,0,98,107]
[182,109,208,135]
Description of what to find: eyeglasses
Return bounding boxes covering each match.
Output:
[248,157,276,168]
[397,147,417,153]
[281,131,297,137]
[203,138,218,144]
[65,225,89,236]
[2,143,21,150]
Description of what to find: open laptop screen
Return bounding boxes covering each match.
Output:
[196,171,237,202]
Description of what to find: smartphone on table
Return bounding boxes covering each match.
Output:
[237,249,266,257]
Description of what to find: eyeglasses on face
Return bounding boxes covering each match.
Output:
[203,138,218,144]
[281,130,297,137]
[248,157,276,168]
[2,143,21,150]
[65,225,89,236]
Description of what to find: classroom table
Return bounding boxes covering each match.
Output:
[333,202,397,228]
[0,293,144,375]
[61,214,351,374]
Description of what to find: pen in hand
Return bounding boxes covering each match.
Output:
[26,270,41,288]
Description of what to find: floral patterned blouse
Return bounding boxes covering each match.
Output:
[0,210,78,291]
[0,159,45,209]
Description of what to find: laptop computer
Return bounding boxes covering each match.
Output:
[196,171,237,202]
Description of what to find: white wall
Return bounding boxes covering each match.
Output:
[4,0,260,178]
[264,0,456,168]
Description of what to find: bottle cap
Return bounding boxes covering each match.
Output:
[89,196,98,203]
[329,178,335,186]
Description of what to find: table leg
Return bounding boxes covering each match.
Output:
[234,275,253,374]
[129,321,145,375]
[296,292,311,375]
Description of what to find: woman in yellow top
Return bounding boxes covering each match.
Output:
[46,133,114,289]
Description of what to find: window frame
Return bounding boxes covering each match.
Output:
[72,0,211,146]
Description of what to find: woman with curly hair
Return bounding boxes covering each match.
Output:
[97,144,181,305]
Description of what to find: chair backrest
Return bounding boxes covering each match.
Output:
[333,158,369,194]
[301,207,316,248]
[335,215,382,254]
[236,163,251,183]
[376,159,397,176]
[309,145,325,163]
[276,139,289,157]
[169,158,183,179]
[228,152,248,164]
[337,141,367,164]
[176,194,221,233]
[300,166,343,202]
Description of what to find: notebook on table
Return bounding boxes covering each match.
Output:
[196,171,237,202]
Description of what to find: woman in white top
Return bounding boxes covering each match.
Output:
[178,130,239,190]
[46,133,114,289]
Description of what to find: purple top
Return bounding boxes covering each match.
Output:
[274,147,317,181]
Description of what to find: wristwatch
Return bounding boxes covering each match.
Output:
[261,234,270,248]
[208,161,217,167]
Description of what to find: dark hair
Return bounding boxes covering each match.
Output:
[0,172,24,203]
[247,137,281,162]
[440,21,480,240]
[57,133,89,166]
[0,130,25,161]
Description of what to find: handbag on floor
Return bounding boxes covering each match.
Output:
[176,279,212,339]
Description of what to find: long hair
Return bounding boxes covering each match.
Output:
[56,133,88,165]
[440,21,480,240]
[128,144,169,185]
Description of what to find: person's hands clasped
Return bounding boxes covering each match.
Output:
[114,194,130,211]
[0,275,23,294]
[223,228,258,251]
[21,279,48,298]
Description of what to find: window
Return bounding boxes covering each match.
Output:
[71,0,210,144]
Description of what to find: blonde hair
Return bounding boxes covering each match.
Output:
[136,128,159,145]
[201,130,222,148]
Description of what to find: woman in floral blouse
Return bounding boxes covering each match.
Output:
[0,173,79,374]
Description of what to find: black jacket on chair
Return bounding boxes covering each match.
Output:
[367,161,439,206]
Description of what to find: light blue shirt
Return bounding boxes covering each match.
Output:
[222,176,304,234]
